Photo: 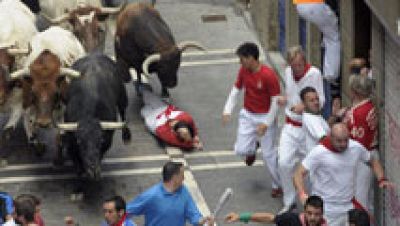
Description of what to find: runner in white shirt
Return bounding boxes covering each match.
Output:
[300,87,330,152]
[278,46,324,213]
[293,123,392,226]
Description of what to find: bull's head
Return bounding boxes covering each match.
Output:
[58,120,125,180]
[44,1,127,52]
[10,50,80,128]
[0,44,30,104]
[142,41,206,88]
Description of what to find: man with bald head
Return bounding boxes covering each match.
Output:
[293,122,391,226]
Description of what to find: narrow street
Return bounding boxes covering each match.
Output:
[0,1,283,225]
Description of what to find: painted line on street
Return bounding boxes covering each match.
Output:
[0,160,263,184]
[182,49,236,57]
[184,169,212,217]
[184,149,261,158]
[110,48,266,69]
[180,56,265,67]
[0,154,169,172]
[182,48,266,59]
[0,168,161,184]
[190,160,263,171]
[0,149,263,173]
[166,147,184,158]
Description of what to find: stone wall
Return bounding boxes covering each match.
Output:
[249,0,279,51]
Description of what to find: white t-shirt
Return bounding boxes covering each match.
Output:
[2,219,17,226]
[284,66,325,123]
[302,112,330,153]
[302,139,371,213]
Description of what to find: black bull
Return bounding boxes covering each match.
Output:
[60,53,131,181]
[114,2,204,97]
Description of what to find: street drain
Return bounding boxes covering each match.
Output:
[201,14,227,23]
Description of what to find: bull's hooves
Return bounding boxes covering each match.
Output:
[122,128,132,144]
[70,193,84,202]
[34,143,47,157]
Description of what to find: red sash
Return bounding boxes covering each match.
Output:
[285,116,302,127]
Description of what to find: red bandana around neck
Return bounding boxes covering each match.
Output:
[113,213,127,226]
[319,136,340,153]
[294,63,311,82]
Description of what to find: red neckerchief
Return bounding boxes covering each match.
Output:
[294,63,311,82]
[319,136,340,153]
[156,105,177,119]
[299,213,327,226]
[34,214,45,226]
[113,213,127,226]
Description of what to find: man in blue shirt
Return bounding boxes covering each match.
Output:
[101,196,136,226]
[126,162,214,226]
[0,192,15,225]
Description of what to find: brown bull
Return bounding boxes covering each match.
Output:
[23,51,66,127]
[114,3,205,98]
[12,50,80,128]
[45,1,126,52]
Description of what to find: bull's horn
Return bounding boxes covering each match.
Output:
[0,42,15,49]
[10,68,29,79]
[57,122,125,131]
[41,12,71,24]
[99,0,127,14]
[100,122,126,130]
[142,53,161,76]
[57,123,78,131]
[177,41,206,52]
[60,68,81,78]
[7,48,30,55]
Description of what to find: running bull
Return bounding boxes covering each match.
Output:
[0,0,37,141]
[114,2,205,97]
[43,0,126,52]
[10,26,85,154]
[57,53,131,181]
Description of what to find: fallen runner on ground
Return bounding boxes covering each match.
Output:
[139,85,203,150]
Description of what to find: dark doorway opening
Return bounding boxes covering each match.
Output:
[354,0,371,62]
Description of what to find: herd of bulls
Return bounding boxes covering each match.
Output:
[0,0,205,191]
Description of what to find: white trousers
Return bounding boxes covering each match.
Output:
[278,124,306,207]
[355,150,378,213]
[140,89,168,133]
[234,109,281,189]
[296,3,340,80]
